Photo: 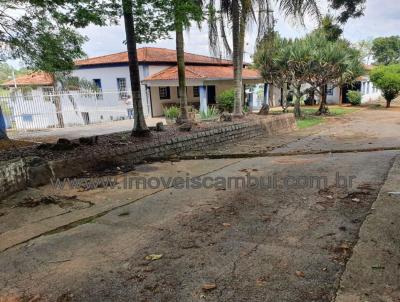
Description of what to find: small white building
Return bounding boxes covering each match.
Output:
[73,47,264,117]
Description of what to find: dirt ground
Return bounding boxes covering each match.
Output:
[0,107,400,301]
[184,107,400,157]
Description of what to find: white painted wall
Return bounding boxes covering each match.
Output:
[71,64,174,117]
[360,79,381,103]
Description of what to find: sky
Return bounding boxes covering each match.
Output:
[10,0,400,68]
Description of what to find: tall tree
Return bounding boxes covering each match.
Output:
[122,0,149,135]
[304,33,364,114]
[370,64,400,108]
[0,0,171,136]
[372,36,400,66]
[172,0,203,123]
[208,0,320,117]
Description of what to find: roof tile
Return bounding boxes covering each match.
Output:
[1,72,53,87]
[75,47,232,67]
[144,65,261,81]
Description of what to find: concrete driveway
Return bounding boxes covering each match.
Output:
[0,107,400,301]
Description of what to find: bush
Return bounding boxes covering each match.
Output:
[347,90,362,106]
[163,105,180,120]
[217,89,234,112]
[200,106,220,120]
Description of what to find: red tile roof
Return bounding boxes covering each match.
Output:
[144,65,261,81]
[1,72,54,87]
[75,47,233,67]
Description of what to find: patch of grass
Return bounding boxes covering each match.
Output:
[296,116,324,129]
[328,107,359,116]
[267,105,359,129]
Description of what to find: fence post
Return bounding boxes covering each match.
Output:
[0,105,7,139]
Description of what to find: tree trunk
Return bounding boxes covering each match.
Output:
[386,99,391,108]
[122,0,150,137]
[52,74,64,128]
[268,83,274,107]
[232,0,243,117]
[0,105,8,139]
[175,26,189,123]
[318,85,329,115]
[294,86,302,118]
[281,85,289,112]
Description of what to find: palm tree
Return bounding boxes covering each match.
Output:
[173,0,203,123]
[304,33,364,114]
[122,0,150,136]
[208,0,320,117]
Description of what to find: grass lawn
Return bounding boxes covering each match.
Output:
[297,116,323,129]
[274,106,360,129]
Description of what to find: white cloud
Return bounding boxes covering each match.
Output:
[8,0,400,67]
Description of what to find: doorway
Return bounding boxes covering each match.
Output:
[207,86,216,105]
[342,82,361,104]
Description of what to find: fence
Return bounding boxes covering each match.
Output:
[0,88,139,132]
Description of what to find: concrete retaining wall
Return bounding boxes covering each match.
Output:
[0,114,296,199]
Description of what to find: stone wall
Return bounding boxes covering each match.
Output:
[0,158,26,198]
[0,114,296,199]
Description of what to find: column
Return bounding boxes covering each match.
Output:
[199,86,208,113]
[0,105,7,139]
[263,83,269,105]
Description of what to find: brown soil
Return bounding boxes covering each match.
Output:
[0,115,262,163]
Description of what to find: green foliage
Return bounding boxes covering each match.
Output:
[372,36,400,65]
[320,15,343,41]
[163,106,180,119]
[327,0,366,23]
[200,106,220,120]
[217,89,235,112]
[370,64,400,103]
[347,90,362,106]
[0,0,173,72]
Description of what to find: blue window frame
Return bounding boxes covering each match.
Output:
[93,79,102,89]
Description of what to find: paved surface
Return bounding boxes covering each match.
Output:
[184,108,400,157]
[335,157,400,302]
[0,107,399,301]
[7,117,166,143]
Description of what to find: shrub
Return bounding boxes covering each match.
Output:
[347,90,362,106]
[163,105,180,120]
[217,89,234,112]
[370,64,400,108]
[200,106,220,120]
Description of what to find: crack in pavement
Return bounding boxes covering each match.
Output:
[0,159,244,254]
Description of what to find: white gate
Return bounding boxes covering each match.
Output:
[0,89,137,131]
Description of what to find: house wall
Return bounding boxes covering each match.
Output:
[327,86,341,105]
[150,85,201,117]
[72,64,173,117]
[360,79,381,103]
[150,80,266,117]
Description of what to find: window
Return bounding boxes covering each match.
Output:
[193,86,200,98]
[42,87,54,102]
[117,78,128,99]
[326,84,334,96]
[93,79,102,89]
[159,87,170,100]
[93,79,103,100]
[22,88,33,101]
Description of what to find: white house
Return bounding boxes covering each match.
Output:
[73,47,264,117]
